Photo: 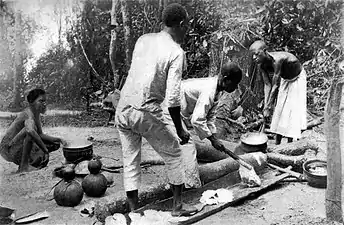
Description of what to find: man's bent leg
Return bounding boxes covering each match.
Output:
[117,127,142,211]
[18,134,36,172]
[144,120,197,215]
[182,140,201,189]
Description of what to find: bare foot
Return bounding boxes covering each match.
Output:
[172,204,198,217]
[17,165,38,173]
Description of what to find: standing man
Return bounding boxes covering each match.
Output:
[115,3,195,216]
[163,62,243,188]
[249,40,307,145]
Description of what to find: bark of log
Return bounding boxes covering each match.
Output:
[199,157,240,184]
[240,152,268,174]
[325,78,344,223]
[267,149,317,172]
[199,152,267,184]
[267,138,320,156]
[193,137,235,162]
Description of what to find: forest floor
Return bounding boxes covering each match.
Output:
[0,108,342,225]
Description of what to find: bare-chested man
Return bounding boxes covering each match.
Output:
[0,88,66,172]
[249,40,307,145]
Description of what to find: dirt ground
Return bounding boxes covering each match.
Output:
[0,111,341,225]
[0,112,168,225]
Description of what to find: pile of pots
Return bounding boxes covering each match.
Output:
[53,140,112,207]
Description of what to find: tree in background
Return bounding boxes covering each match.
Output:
[0,0,342,115]
[0,0,41,111]
[12,7,23,111]
[109,0,120,89]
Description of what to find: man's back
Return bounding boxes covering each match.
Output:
[118,31,186,113]
[180,77,218,118]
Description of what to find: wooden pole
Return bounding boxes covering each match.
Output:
[325,77,344,223]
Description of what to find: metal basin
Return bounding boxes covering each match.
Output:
[62,140,93,163]
[237,132,268,154]
[303,159,327,188]
[240,132,268,146]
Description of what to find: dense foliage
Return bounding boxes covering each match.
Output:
[0,0,342,112]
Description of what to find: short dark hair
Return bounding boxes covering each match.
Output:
[249,40,267,52]
[27,88,46,103]
[221,62,242,84]
[162,3,187,27]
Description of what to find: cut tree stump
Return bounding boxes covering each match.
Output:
[325,78,344,223]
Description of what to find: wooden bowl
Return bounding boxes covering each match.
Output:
[303,159,327,188]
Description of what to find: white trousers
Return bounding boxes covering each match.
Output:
[181,139,202,189]
[115,106,184,192]
[163,108,202,189]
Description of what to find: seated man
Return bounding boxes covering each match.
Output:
[249,40,307,144]
[163,62,243,188]
[0,88,66,172]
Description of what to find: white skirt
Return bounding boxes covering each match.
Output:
[270,69,307,139]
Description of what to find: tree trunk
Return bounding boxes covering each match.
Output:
[13,9,23,111]
[110,0,120,90]
[267,138,320,156]
[325,78,344,223]
[158,0,164,21]
[0,12,4,41]
[119,0,132,89]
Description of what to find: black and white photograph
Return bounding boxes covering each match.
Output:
[0,0,343,224]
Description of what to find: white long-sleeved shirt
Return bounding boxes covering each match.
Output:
[181,76,220,139]
[163,76,221,140]
[117,31,187,113]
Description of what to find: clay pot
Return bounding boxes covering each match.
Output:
[82,159,108,197]
[54,168,84,207]
[82,173,108,197]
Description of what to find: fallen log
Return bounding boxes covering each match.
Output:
[240,152,268,174]
[199,152,268,184]
[193,138,236,162]
[199,157,239,184]
[267,138,320,156]
[266,149,317,172]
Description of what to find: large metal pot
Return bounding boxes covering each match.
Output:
[62,140,93,163]
[237,132,268,154]
[303,159,327,188]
